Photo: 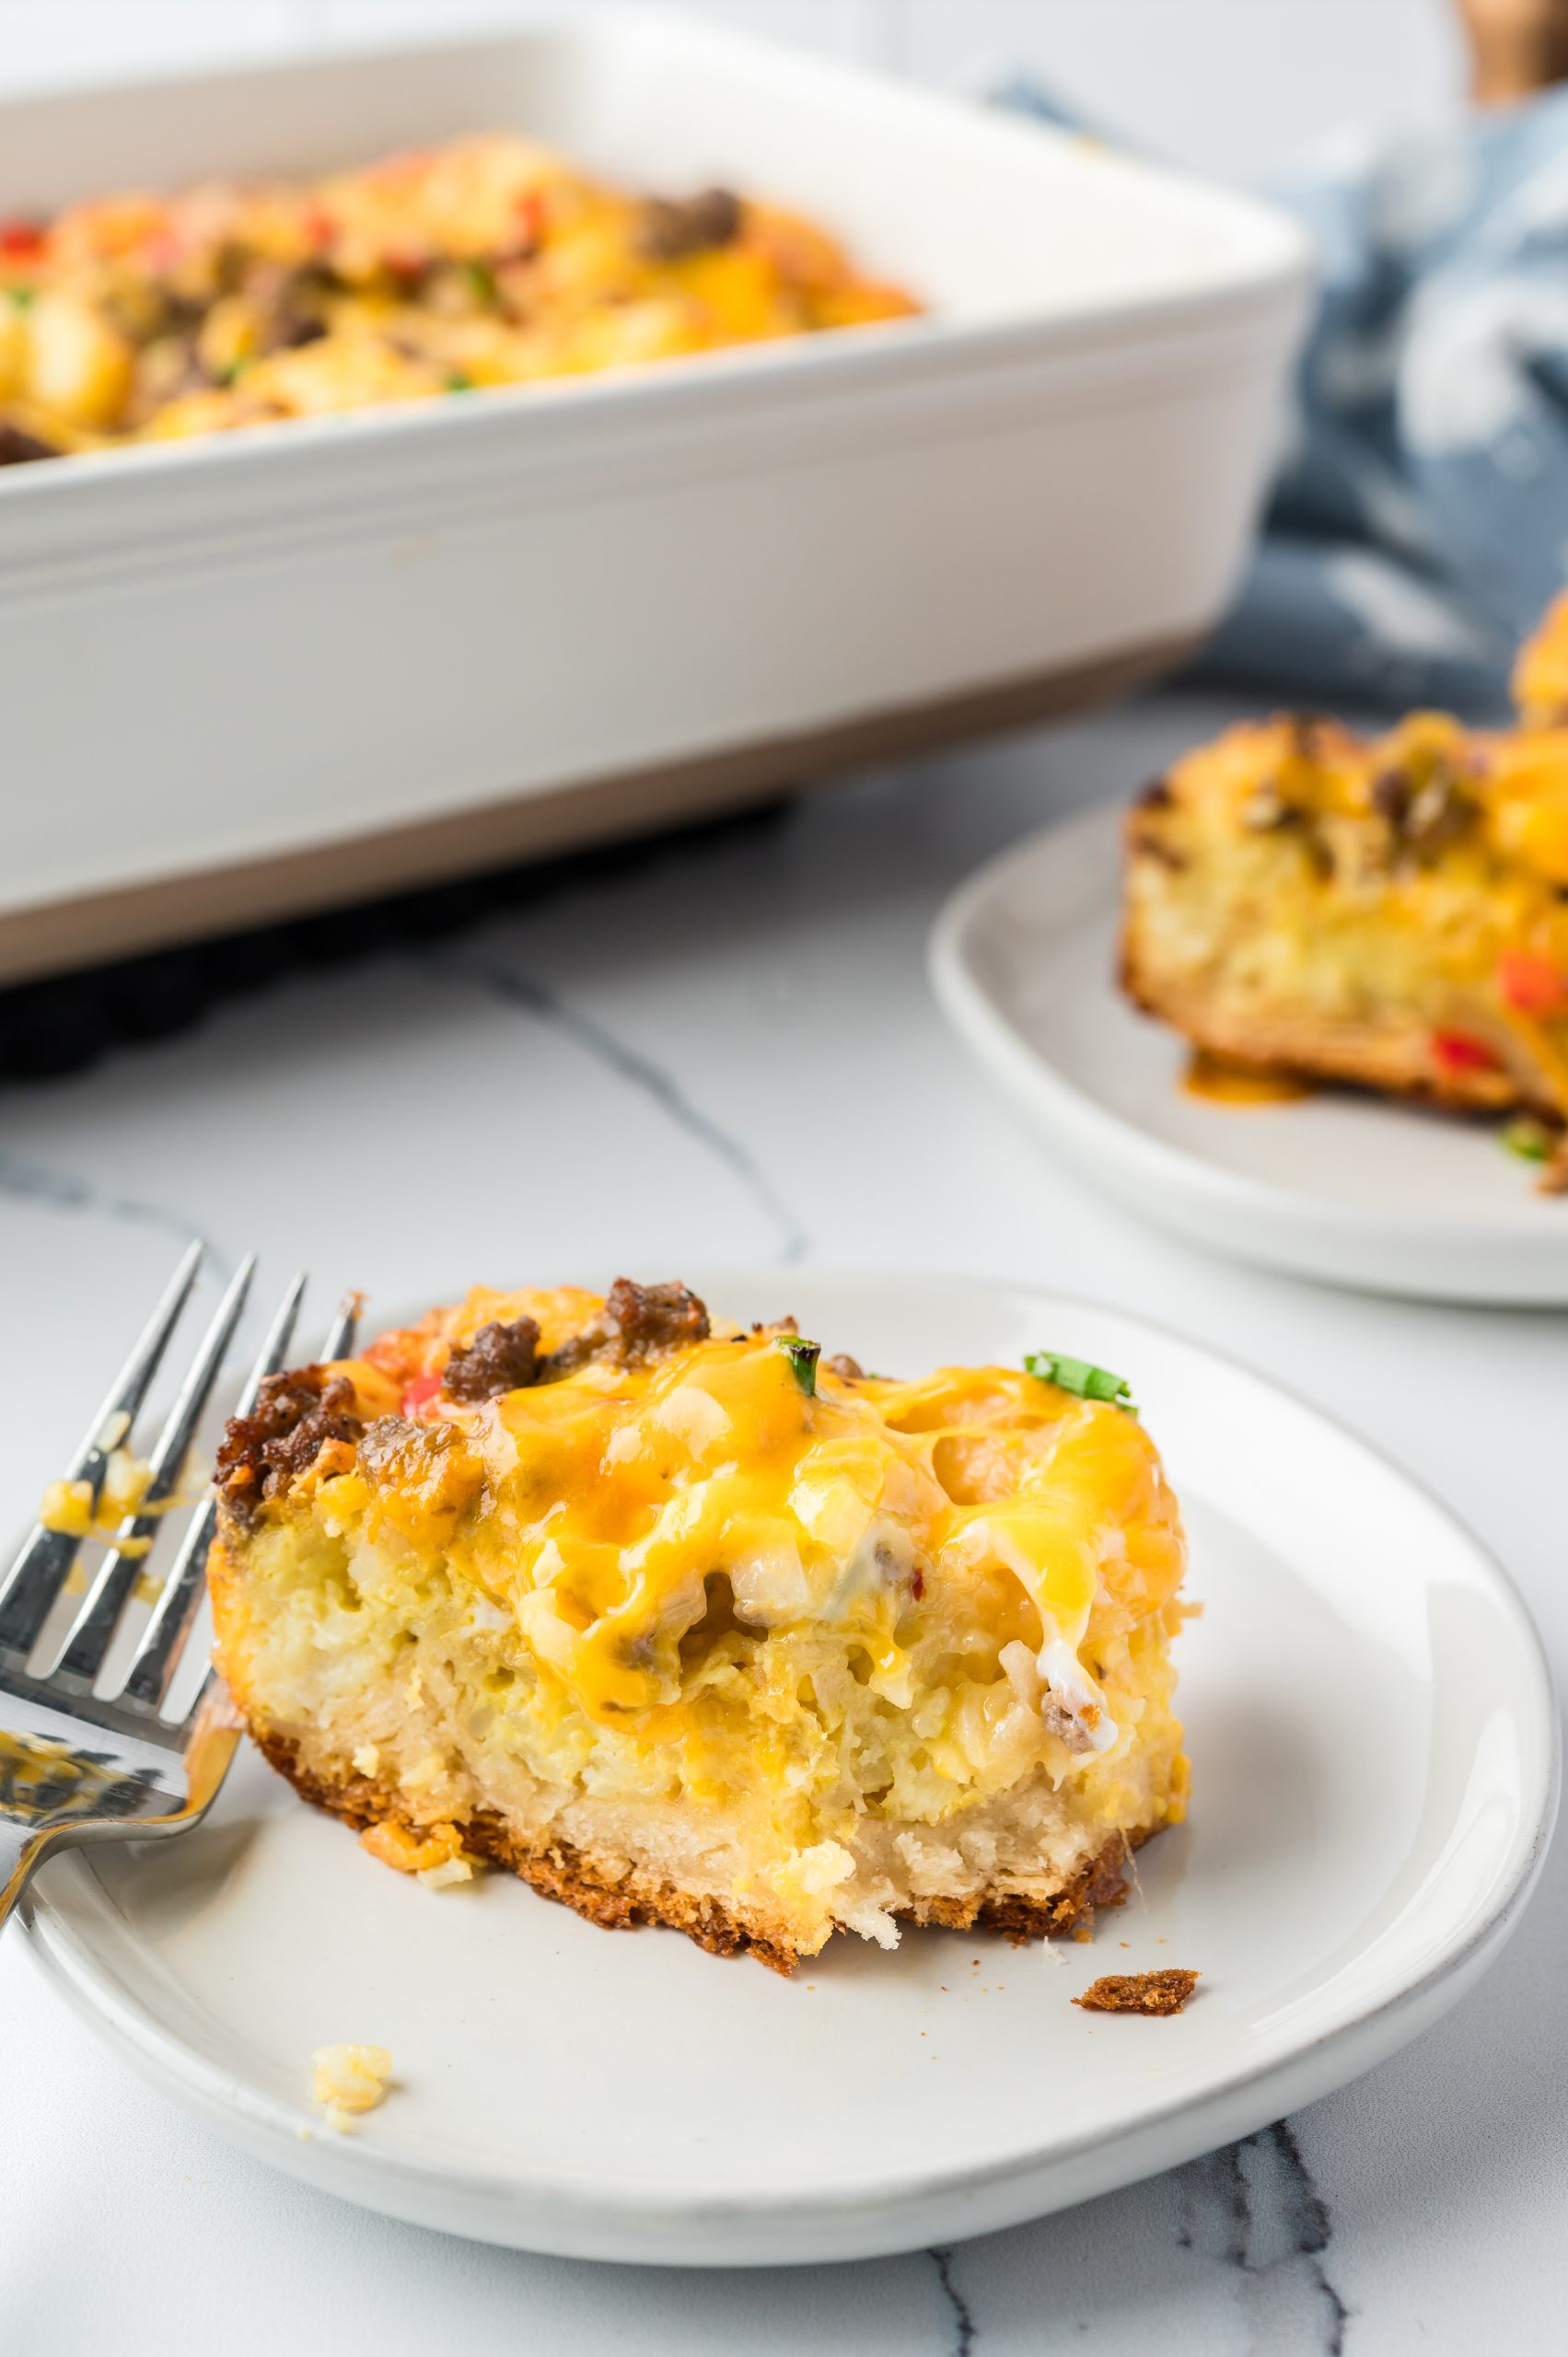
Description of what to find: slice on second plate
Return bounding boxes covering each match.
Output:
[209,1277,1190,1971]
[1121,597,1568,1182]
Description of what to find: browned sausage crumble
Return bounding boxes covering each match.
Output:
[540,1277,712,1378]
[442,1317,541,1402]
[215,1368,362,1520]
[0,419,59,465]
[634,188,742,261]
[606,1278,711,1362]
[218,1281,716,1521]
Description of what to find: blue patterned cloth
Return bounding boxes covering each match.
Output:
[1001,80,1568,718]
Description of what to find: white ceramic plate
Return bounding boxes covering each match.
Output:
[19,1270,1556,2266]
[930,806,1568,1303]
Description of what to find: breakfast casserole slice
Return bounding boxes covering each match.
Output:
[210,1280,1189,1972]
[1121,698,1568,1160]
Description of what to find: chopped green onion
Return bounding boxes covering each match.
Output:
[463,261,498,305]
[216,358,250,387]
[778,1336,820,1397]
[1025,1351,1137,1415]
[1501,1117,1553,1164]
[6,284,35,309]
[444,368,474,392]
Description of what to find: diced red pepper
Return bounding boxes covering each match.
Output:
[1432,1028,1502,1074]
[1497,947,1568,1016]
[303,203,337,250]
[0,217,44,258]
[401,1371,443,1416]
[514,189,546,245]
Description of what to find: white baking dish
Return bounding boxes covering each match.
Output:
[0,13,1311,982]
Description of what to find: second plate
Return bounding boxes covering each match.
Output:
[930,804,1568,1303]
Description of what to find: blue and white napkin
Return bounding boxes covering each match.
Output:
[1003,79,1568,717]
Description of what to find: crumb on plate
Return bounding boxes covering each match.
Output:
[417,1854,476,1890]
[311,2042,392,2131]
[357,1815,480,1888]
[1073,1968,1201,2016]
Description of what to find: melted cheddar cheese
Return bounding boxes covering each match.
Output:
[301,1303,1184,1773]
[301,1319,1174,1744]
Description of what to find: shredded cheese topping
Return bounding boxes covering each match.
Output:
[306,1295,1187,1764]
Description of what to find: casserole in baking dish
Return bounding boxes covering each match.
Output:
[0,132,916,460]
[0,14,1310,983]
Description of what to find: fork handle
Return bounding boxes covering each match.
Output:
[0,1817,63,1932]
[0,1813,139,1932]
[0,1713,242,1935]
[0,1801,219,1933]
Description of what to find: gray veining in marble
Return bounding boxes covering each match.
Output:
[428,948,812,1262]
[0,1146,225,1269]
[2,687,1563,2356]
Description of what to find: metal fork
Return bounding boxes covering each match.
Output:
[0,1246,355,1933]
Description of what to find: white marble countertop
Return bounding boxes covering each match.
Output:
[2,686,1562,2355]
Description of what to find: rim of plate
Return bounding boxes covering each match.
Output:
[927,804,1568,1257]
[20,1268,1561,2237]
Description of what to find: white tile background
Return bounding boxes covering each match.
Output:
[0,0,1468,180]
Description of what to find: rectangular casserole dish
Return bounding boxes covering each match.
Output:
[0,12,1311,982]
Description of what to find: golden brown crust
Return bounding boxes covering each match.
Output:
[251,1726,1153,1975]
[902,1829,1146,1941]
[1073,1966,1200,2015]
[1120,922,1539,1115]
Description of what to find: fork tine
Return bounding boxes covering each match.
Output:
[44,1255,256,1691]
[0,1241,203,1656]
[122,1270,308,1716]
[318,1291,362,1364]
